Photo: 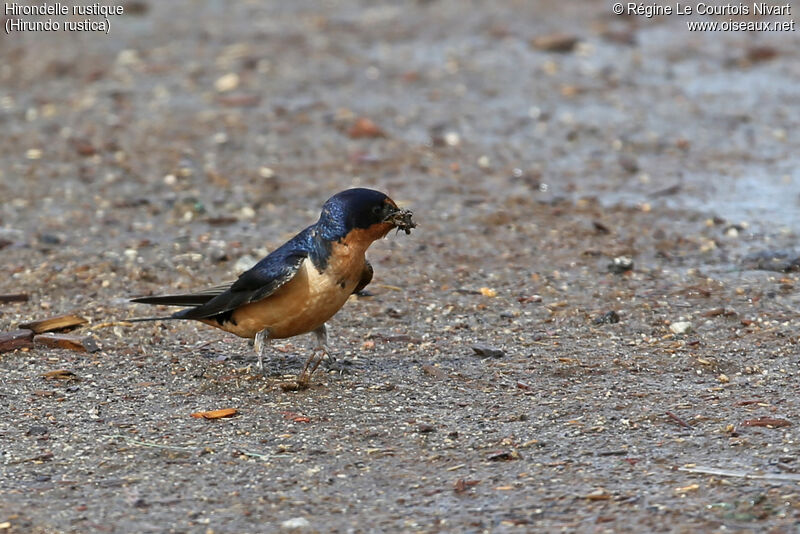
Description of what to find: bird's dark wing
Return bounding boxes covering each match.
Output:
[173,250,308,320]
[132,233,310,321]
[353,260,373,294]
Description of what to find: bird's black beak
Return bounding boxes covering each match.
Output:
[383,206,416,235]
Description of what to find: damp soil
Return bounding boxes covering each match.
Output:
[1,1,799,532]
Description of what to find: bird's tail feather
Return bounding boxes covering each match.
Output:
[128,316,177,323]
[131,294,215,306]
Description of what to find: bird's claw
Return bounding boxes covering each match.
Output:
[324,355,357,375]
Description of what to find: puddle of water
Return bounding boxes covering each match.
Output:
[587,161,800,235]
[680,166,799,232]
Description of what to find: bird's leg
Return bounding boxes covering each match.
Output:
[316,325,357,374]
[298,325,329,386]
[299,355,324,387]
[253,329,269,374]
[313,324,329,361]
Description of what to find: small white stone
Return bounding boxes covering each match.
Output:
[234,255,256,274]
[259,166,275,178]
[116,49,141,66]
[670,321,693,335]
[444,131,460,147]
[214,72,240,92]
[365,66,380,80]
[163,174,177,185]
[477,155,490,169]
[281,517,310,530]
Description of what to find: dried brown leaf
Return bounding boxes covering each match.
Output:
[20,314,87,334]
[0,329,34,353]
[190,408,239,420]
[42,369,77,380]
[34,333,99,352]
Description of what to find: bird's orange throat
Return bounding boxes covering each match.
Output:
[341,222,394,250]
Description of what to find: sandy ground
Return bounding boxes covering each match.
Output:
[1,1,799,532]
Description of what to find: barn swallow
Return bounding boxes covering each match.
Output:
[131,188,415,387]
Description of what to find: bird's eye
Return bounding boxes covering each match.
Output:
[372,205,382,215]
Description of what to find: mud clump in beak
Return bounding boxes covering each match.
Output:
[385,208,416,235]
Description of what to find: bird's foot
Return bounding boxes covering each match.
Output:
[323,354,357,375]
[280,379,309,392]
[289,349,327,388]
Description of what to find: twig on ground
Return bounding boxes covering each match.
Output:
[666,411,692,428]
[88,321,134,330]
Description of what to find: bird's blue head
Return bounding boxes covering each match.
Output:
[317,188,415,242]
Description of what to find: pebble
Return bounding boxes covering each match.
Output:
[618,154,639,174]
[741,249,800,272]
[531,33,579,53]
[444,131,460,146]
[487,449,522,461]
[281,517,310,531]
[594,311,620,325]
[348,117,384,138]
[239,206,256,219]
[27,425,49,436]
[608,256,633,274]
[479,287,497,297]
[472,344,505,358]
[214,72,240,92]
[669,321,693,335]
[234,255,256,273]
[116,49,140,66]
[39,233,61,245]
